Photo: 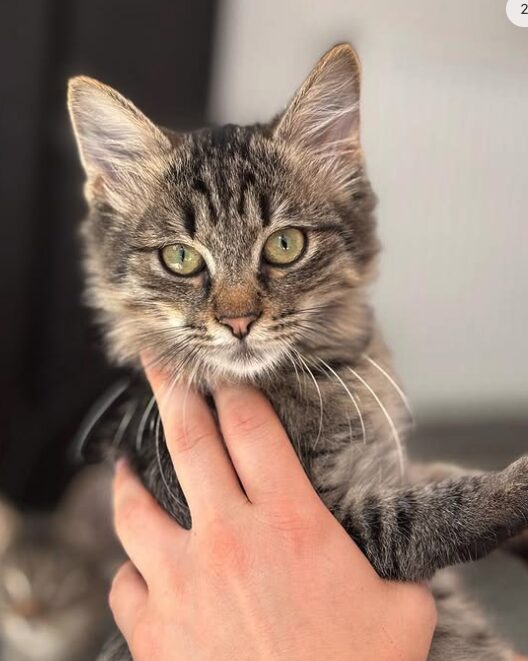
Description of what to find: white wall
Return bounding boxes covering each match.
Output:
[210,0,528,418]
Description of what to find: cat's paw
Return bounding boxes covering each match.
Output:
[496,456,528,524]
[499,456,528,490]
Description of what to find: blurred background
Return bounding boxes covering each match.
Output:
[1,0,526,657]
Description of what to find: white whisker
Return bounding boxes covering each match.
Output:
[181,361,200,435]
[112,401,137,449]
[136,395,156,452]
[277,337,306,400]
[293,349,324,452]
[73,378,129,460]
[347,367,405,476]
[155,413,187,511]
[363,355,413,420]
[317,358,366,445]
[286,350,304,399]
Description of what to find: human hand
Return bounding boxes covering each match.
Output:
[110,364,436,660]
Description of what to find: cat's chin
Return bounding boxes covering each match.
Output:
[208,343,285,380]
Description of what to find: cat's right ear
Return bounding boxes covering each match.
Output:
[67,77,173,211]
[274,44,362,192]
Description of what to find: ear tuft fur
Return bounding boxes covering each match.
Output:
[67,76,172,210]
[275,44,362,190]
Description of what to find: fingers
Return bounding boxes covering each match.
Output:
[386,582,437,656]
[109,561,147,641]
[214,385,314,504]
[113,461,183,580]
[143,362,245,519]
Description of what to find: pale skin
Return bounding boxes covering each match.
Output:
[110,359,439,661]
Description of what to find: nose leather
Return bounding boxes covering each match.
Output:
[217,313,259,339]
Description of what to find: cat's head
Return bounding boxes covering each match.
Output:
[68,44,378,384]
[0,531,100,660]
[0,467,119,661]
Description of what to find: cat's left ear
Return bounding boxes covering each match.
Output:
[274,44,361,185]
[68,76,173,211]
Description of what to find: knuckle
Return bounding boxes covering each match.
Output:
[228,408,269,438]
[400,583,437,629]
[203,519,249,575]
[108,564,128,612]
[260,502,321,556]
[131,618,159,660]
[170,422,214,455]
[115,496,145,536]
[264,500,318,535]
[418,589,438,627]
[159,559,186,598]
[108,587,119,614]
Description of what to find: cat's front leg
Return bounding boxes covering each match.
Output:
[336,456,528,581]
[410,460,528,567]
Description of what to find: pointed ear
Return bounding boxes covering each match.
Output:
[274,44,361,185]
[67,76,172,211]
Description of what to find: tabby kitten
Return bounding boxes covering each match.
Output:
[0,467,120,661]
[68,45,528,660]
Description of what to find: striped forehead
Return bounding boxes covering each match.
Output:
[181,126,275,235]
[185,166,272,237]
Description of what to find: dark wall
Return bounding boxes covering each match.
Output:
[0,0,218,508]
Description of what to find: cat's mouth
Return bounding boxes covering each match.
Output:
[225,339,265,365]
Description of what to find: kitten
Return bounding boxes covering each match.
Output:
[0,467,121,661]
[67,45,528,660]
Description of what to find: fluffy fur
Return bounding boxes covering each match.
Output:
[67,45,528,660]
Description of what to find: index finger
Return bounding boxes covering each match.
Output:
[143,361,245,521]
[213,385,314,505]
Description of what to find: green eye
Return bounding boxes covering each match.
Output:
[263,228,306,266]
[160,244,205,276]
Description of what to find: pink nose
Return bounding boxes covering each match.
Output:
[217,313,259,339]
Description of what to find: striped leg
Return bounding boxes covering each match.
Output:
[338,456,528,581]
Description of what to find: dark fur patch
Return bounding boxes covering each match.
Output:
[395,490,416,544]
[183,203,196,238]
[363,495,383,553]
[258,192,271,226]
[340,513,365,551]
[237,170,256,217]
[192,176,218,224]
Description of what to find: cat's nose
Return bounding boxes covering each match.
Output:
[217,313,259,339]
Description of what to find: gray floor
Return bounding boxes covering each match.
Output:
[408,419,528,654]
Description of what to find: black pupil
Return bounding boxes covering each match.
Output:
[178,246,186,261]
[279,234,289,251]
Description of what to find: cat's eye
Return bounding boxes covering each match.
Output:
[160,244,205,276]
[263,228,306,266]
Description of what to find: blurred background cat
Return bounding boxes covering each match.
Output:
[0,466,122,661]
